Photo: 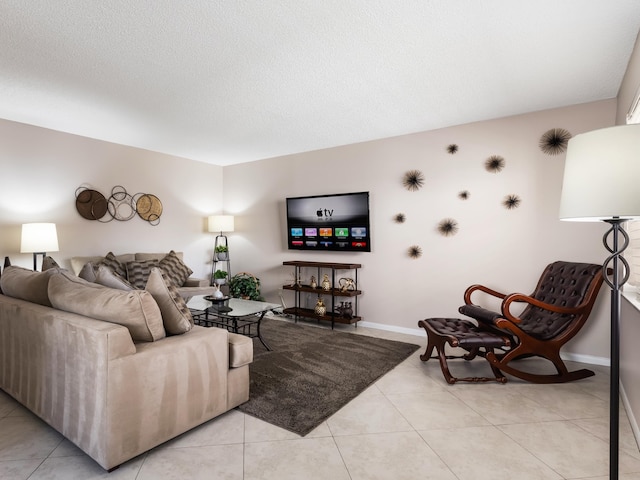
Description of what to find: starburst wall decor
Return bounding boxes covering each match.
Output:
[403,170,425,191]
[447,144,459,154]
[458,190,470,200]
[394,213,406,223]
[503,194,522,210]
[539,128,572,155]
[484,155,505,173]
[437,218,459,236]
[408,245,422,258]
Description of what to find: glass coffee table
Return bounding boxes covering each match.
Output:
[187,295,280,351]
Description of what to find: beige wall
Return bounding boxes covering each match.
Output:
[0,119,224,280]
[617,29,640,442]
[224,99,616,361]
[0,99,620,364]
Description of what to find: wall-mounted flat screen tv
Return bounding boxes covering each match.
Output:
[286,192,371,252]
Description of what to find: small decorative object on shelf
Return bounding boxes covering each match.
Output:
[314,297,327,316]
[310,275,317,289]
[339,277,356,292]
[321,274,331,291]
[336,301,353,319]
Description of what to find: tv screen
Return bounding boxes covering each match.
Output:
[286,192,371,252]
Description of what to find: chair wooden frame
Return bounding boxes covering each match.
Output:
[459,261,605,384]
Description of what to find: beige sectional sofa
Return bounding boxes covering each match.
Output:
[69,251,216,299]
[0,264,253,471]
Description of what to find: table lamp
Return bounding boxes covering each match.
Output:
[559,123,640,480]
[20,223,59,271]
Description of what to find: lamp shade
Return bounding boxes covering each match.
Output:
[559,124,640,222]
[20,223,59,253]
[207,215,234,233]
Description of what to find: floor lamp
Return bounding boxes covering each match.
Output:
[559,124,640,480]
[20,223,59,271]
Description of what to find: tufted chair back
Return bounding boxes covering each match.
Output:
[519,261,602,340]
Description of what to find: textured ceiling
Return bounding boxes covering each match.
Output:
[1,1,640,166]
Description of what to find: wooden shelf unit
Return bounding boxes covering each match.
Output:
[282,260,362,328]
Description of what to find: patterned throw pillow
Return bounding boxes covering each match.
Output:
[145,267,193,335]
[126,259,159,289]
[99,252,127,279]
[42,256,60,271]
[78,262,98,283]
[158,250,193,287]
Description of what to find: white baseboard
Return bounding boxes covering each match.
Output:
[358,321,424,337]
[560,351,609,367]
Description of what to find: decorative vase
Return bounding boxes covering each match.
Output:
[310,276,317,289]
[321,274,331,291]
[314,298,326,316]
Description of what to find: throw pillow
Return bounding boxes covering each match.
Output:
[48,270,165,342]
[145,267,193,335]
[78,262,98,282]
[99,252,127,279]
[126,259,159,289]
[42,256,60,271]
[158,250,193,287]
[0,266,57,307]
[95,265,134,290]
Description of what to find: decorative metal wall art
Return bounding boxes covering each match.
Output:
[403,170,425,191]
[447,144,459,154]
[539,128,572,155]
[503,194,522,210]
[458,190,470,200]
[408,245,423,258]
[484,155,505,173]
[437,218,459,236]
[394,213,406,223]
[75,185,163,225]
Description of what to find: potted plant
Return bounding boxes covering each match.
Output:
[215,245,229,261]
[213,269,228,285]
[229,272,263,301]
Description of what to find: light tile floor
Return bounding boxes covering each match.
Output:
[1,320,640,479]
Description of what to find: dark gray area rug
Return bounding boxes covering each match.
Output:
[237,317,420,436]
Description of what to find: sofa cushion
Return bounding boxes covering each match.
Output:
[95,265,134,291]
[158,250,193,287]
[145,267,193,335]
[0,266,57,307]
[48,270,166,342]
[126,259,159,289]
[100,252,127,278]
